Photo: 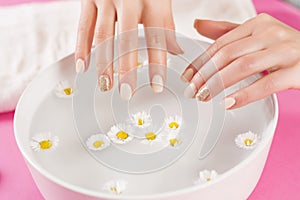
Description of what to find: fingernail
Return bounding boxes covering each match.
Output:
[151,75,164,93]
[76,59,85,74]
[120,83,132,100]
[181,68,194,82]
[224,97,236,110]
[184,83,196,98]
[98,75,110,92]
[195,86,210,101]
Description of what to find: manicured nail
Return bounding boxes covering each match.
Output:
[181,68,194,82]
[195,86,210,101]
[184,83,196,98]
[76,59,85,74]
[224,97,236,110]
[151,75,164,93]
[98,75,110,92]
[120,83,132,100]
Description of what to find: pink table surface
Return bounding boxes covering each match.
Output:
[1,0,300,199]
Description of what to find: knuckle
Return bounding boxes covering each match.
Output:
[289,45,300,59]
[94,29,113,41]
[208,39,224,57]
[236,90,249,106]
[275,28,289,40]
[264,76,279,92]
[257,13,273,22]
[236,56,256,73]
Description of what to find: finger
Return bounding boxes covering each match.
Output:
[164,7,184,55]
[194,19,239,40]
[75,1,97,73]
[94,3,116,92]
[144,26,167,94]
[224,69,293,109]
[184,36,267,97]
[181,18,257,82]
[117,4,139,100]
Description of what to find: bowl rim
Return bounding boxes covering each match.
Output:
[14,53,279,200]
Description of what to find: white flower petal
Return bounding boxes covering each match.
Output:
[30,132,59,152]
[130,111,152,128]
[54,80,75,98]
[164,115,183,132]
[195,170,218,184]
[235,131,258,150]
[86,134,110,151]
[103,180,127,194]
[107,124,133,144]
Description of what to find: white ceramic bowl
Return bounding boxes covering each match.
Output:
[14,36,278,200]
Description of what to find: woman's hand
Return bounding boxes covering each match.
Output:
[75,0,182,100]
[181,14,300,109]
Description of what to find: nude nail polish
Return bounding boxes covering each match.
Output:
[181,68,194,82]
[152,75,164,93]
[184,83,196,98]
[76,59,85,74]
[224,97,236,110]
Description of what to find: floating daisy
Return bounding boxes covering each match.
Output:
[140,127,168,145]
[235,131,258,150]
[164,115,183,131]
[107,124,133,144]
[130,111,152,128]
[103,180,127,194]
[195,170,218,184]
[30,132,59,152]
[86,134,110,151]
[54,80,75,98]
[169,137,182,147]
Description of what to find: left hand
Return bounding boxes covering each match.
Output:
[181,14,300,109]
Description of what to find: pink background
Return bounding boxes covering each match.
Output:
[1,0,300,199]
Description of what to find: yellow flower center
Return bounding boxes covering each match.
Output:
[116,131,129,140]
[39,140,52,150]
[137,61,142,67]
[111,187,118,193]
[206,178,211,182]
[137,118,144,126]
[169,138,180,147]
[146,132,156,140]
[169,122,179,129]
[93,140,104,148]
[63,87,73,95]
[244,138,253,146]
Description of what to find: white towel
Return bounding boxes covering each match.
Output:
[0,0,256,113]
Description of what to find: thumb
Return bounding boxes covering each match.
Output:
[194,19,239,40]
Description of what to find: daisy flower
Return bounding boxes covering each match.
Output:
[164,115,183,132]
[30,132,59,152]
[86,134,110,151]
[195,170,218,184]
[107,124,133,144]
[130,111,152,128]
[235,131,258,150]
[103,180,127,194]
[140,128,169,145]
[168,137,182,147]
[54,80,75,98]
